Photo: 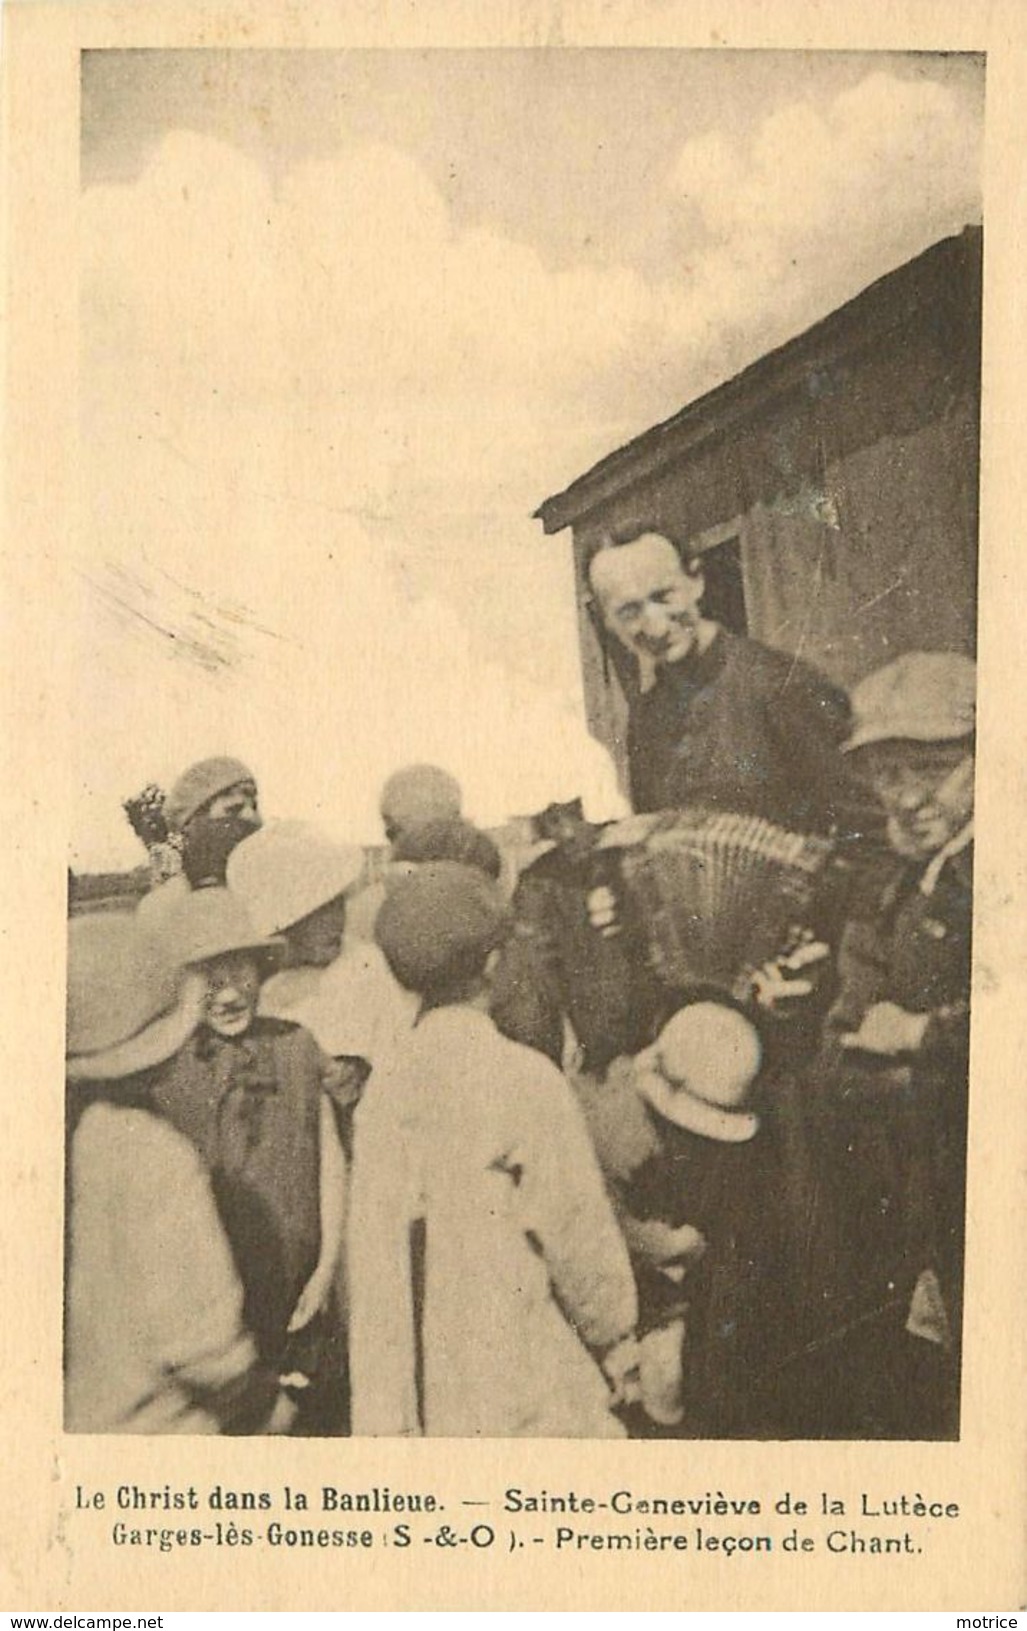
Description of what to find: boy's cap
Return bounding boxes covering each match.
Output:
[226,821,365,936]
[375,861,512,993]
[634,999,763,1143]
[67,912,204,1081]
[391,817,502,881]
[844,652,976,754]
[165,756,256,832]
[158,887,285,973]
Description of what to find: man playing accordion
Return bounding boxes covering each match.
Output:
[587,530,860,835]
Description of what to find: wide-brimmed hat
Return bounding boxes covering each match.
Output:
[634,998,763,1143]
[164,756,257,833]
[844,653,976,754]
[67,912,205,1081]
[226,821,365,936]
[158,887,285,974]
[375,860,512,994]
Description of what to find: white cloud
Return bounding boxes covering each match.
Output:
[70,459,626,868]
[663,70,982,389]
[75,70,982,867]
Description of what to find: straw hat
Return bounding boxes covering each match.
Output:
[158,887,285,973]
[226,821,365,936]
[66,913,205,1081]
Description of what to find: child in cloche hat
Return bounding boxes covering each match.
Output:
[572,990,786,1436]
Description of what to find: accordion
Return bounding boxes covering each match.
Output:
[598,808,835,998]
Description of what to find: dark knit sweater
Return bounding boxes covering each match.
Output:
[627,629,857,836]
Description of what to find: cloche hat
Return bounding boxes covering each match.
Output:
[164,756,257,833]
[633,996,763,1144]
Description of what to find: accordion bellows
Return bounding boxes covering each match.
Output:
[600,808,834,996]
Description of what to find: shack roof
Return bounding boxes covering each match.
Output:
[535,226,982,536]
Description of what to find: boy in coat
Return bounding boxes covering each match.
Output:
[349,861,639,1438]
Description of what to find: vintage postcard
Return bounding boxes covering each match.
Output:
[2,0,1025,1612]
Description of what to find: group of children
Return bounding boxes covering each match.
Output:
[65,649,976,1439]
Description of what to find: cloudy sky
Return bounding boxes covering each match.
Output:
[75,49,984,868]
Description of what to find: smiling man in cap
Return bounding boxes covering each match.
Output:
[802,650,976,1439]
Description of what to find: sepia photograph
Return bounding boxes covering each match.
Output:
[63,44,986,1449]
[6,0,1027,1607]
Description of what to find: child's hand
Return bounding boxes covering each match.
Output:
[624,1216,706,1267]
[586,884,621,938]
[665,1222,706,1265]
[840,1002,929,1056]
[265,1390,299,1434]
[321,1055,369,1110]
[599,1335,641,1408]
[287,1285,324,1335]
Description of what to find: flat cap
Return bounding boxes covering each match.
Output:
[844,653,976,753]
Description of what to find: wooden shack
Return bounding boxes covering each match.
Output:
[535,227,981,787]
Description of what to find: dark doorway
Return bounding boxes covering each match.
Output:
[698,536,747,634]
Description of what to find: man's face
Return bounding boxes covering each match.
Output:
[590,536,704,668]
[201,952,261,1040]
[858,740,974,861]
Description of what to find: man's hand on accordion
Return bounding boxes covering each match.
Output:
[585,883,621,937]
[750,931,831,1013]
